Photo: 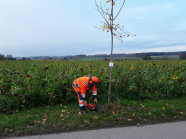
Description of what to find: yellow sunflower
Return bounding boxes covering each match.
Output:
[130,66,134,71]
[26,75,31,79]
[173,75,178,80]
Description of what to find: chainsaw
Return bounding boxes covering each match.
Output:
[86,103,98,111]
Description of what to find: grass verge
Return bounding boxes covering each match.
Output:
[0,97,186,138]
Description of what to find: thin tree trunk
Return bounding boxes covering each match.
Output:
[108,33,113,104]
[108,0,114,104]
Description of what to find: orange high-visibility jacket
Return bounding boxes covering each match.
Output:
[73,77,97,95]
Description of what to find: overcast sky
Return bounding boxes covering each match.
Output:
[0,0,186,57]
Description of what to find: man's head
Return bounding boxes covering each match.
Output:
[89,76,100,88]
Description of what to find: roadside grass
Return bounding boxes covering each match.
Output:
[0,97,186,138]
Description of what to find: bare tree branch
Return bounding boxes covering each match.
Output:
[118,26,133,37]
[95,0,110,26]
[113,0,125,21]
[103,4,111,16]
[92,24,103,30]
[99,2,110,17]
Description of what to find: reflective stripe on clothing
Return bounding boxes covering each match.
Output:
[79,104,84,107]
[72,78,80,88]
[79,100,83,104]
[92,91,97,95]
[83,81,88,86]
[72,83,78,88]
[79,100,84,107]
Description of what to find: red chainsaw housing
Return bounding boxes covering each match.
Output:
[86,103,96,109]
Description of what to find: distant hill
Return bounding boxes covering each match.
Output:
[14,51,186,60]
[15,56,64,60]
[62,51,185,60]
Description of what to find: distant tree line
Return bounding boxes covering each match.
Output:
[179,52,186,60]
[1,52,185,60]
[0,54,15,60]
[143,54,152,60]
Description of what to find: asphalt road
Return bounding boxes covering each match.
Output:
[6,121,186,139]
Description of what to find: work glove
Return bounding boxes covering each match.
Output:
[94,98,97,105]
[83,100,87,106]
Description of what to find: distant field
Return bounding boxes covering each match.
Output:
[79,55,180,60]
[80,57,142,60]
[151,55,180,60]
[80,57,104,61]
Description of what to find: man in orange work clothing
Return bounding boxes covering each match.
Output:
[72,76,100,111]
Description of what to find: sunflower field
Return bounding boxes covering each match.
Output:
[0,60,185,113]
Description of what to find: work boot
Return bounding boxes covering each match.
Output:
[95,105,99,112]
[82,110,88,114]
[78,110,87,115]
